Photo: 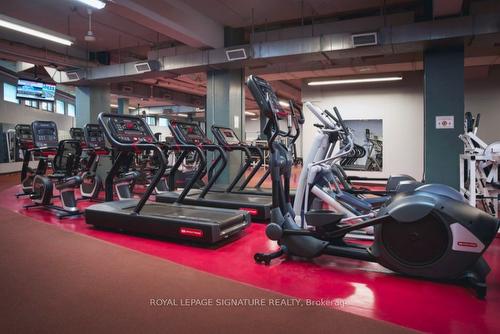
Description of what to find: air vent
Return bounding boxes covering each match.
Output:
[121,85,133,93]
[135,62,152,73]
[351,32,378,47]
[66,71,80,81]
[226,48,247,61]
[134,60,161,73]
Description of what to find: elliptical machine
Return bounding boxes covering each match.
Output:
[25,121,83,218]
[247,75,499,298]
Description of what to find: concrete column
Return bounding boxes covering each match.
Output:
[424,47,464,188]
[75,85,110,127]
[206,69,245,184]
[117,97,129,115]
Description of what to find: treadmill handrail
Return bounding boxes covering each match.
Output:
[210,125,255,192]
[167,121,229,199]
[98,112,167,215]
[163,143,207,202]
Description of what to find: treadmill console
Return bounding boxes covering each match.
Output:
[15,124,33,149]
[107,117,155,144]
[246,75,287,120]
[172,122,211,145]
[213,127,241,146]
[31,121,59,148]
[84,124,106,149]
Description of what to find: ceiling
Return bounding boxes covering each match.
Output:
[0,0,498,113]
[0,0,176,56]
[181,0,416,28]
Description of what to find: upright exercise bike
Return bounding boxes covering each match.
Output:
[247,74,499,298]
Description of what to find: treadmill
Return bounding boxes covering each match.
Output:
[85,113,250,244]
[155,121,273,220]
[211,125,296,199]
[210,100,303,198]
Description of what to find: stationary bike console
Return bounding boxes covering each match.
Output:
[15,124,33,149]
[70,127,85,144]
[32,121,59,149]
[84,124,106,150]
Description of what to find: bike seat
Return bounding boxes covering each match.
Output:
[305,210,345,227]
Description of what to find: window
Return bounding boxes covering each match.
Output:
[24,100,38,108]
[41,101,54,112]
[158,118,168,127]
[67,103,75,117]
[3,83,19,103]
[56,99,65,114]
[146,116,157,126]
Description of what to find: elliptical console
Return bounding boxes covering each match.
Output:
[247,74,499,298]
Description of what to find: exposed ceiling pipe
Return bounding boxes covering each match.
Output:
[61,12,500,83]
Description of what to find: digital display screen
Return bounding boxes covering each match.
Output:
[17,79,56,101]
[37,129,56,136]
[220,128,240,145]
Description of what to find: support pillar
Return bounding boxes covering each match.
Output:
[206,69,245,184]
[424,47,464,188]
[75,85,111,127]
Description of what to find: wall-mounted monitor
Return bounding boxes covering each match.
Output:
[16,79,56,102]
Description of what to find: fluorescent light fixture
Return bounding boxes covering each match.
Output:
[175,113,188,118]
[0,14,74,46]
[250,118,259,121]
[76,0,106,10]
[279,100,289,107]
[245,111,256,116]
[110,104,118,108]
[308,76,403,86]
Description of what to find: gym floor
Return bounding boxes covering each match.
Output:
[0,172,499,333]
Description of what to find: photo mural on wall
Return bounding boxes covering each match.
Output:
[341,119,383,172]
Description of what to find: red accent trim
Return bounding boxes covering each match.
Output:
[457,241,478,248]
[240,207,258,216]
[179,227,204,238]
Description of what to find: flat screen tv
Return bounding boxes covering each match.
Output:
[16,79,56,102]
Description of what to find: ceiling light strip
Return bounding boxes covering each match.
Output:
[308,76,403,86]
[0,14,74,46]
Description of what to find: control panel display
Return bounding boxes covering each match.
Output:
[175,123,208,145]
[15,124,32,142]
[84,124,106,149]
[108,117,154,144]
[218,127,240,145]
[70,128,85,143]
[32,121,58,148]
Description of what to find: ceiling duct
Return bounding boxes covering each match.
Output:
[352,32,378,47]
[63,13,500,83]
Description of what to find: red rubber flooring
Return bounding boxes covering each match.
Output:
[2,184,500,334]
